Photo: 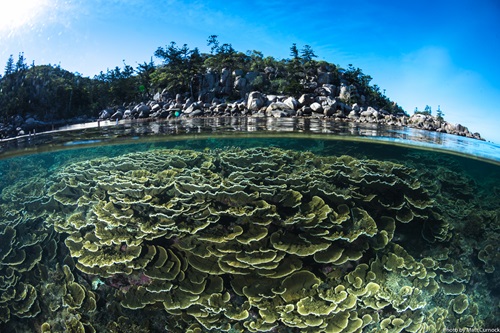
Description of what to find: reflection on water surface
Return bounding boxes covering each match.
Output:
[1,117,499,164]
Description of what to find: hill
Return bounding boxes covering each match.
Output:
[0,37,482,140]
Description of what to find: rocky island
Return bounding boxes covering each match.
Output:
[0,38,483,140]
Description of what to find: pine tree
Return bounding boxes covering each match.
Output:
[4,54,14,76]
[436,105,445,120]
[290,43,299,59]
[300,45,317,62]
[207,35,219,54]
[15,52,28,72]
[424,105,432,115]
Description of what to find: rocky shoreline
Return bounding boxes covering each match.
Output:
[0,90,483,141]
[99,90,483,140]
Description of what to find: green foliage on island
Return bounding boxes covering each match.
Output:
[0,37,404,122]
[0,53,146,121]
[414,105,445,121]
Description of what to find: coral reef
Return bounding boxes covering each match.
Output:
[44,147,451,331]
[0,174,48,324]
[0,145,498,331]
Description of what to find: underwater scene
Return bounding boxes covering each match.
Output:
[0,120,499,333]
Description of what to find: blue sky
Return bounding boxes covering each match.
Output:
[1,0,499,142]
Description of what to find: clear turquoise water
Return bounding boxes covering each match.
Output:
[0,119,498,332]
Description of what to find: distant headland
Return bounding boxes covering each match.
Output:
[0,36,483,140]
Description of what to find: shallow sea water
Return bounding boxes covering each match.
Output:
[0,118,499,332]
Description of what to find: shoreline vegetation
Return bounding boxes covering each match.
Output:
[0,36,483,140]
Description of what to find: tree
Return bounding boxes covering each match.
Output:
[207,35,219,54]
[343,65,368,86]
[300,45,317,63]
[282,53,303,96]
[152,42,205,96]
[247,50,265,72]
[436,105,445,120]
[186,47,205,97]
[290,43,299,59]
[136,57,156,99]
[0,63,98,120]
[424,105,432,114]
[15,52,28,72]
[4,54,14,76]
[93,61,138,105]
[203,36,240,73]
[154,42,190,66]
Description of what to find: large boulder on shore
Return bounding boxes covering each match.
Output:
[234,76,248,94]
[123,110,132,119]
[247,91,266,111]
[339,83,349,100]
[134,103,151,118]
[360,106,378,117]
[348,110,359,119]
[310,102,324,113]
[265,100,297,118]
[323,105,336,117]
[134,103,150,113]
[110,110,123,120]
[283,96,299,110]
[184,102,202,114]
[99,109,113,120]
[298,94,314,106]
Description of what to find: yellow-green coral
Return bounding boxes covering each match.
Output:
[39,147,457,331]
[2,146,495,332]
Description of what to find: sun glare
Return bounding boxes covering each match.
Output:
[0,0,50,35]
